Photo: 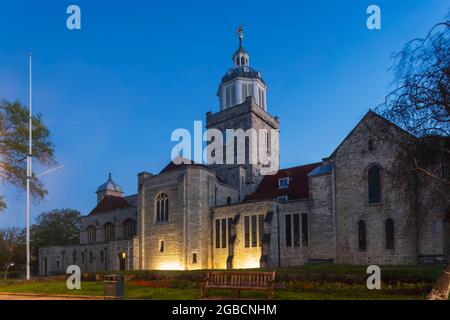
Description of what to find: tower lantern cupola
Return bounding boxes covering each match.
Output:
[96,173,124,203]
[233,27,250,67]
[218,26,268,111]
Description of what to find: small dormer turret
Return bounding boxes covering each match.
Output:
[96,173,124,203]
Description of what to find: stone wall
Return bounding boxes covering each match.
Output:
[109,238,139,271]
[39,237,136,276]
[332,112,446,265]
[80,207,137,244]
[416,162,446,263]
[206,98,280,196]
[309,172,336,261]
[212,201,276,269]
[275,201,311,267]
[139,166,237,270]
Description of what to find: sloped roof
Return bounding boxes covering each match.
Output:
[88,195,135,216]
[96,173,123,193]
[125,194,138,207]
[221,66,266,85]
[308,163,333,177]
[328,110,415,159]
[159,158,207,174]
[245,163,322,201]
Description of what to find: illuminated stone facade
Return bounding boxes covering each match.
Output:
[39,33,449,276]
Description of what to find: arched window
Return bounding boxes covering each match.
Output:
[89,252,93,263]
[241,56,245,65]
[385,219,395,250]
[358,220,367,251]
[87,226,96,244]
[368,165,381,204]
[100,250,104,263]
[104,223,115,242]
[123,219,137,239]
[227,197,232,205]
[156,193,169,223]
[368,139,374,152]
[72,250,77,263]
[81,252,85,264]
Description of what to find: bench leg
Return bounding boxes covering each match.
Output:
[200,285,206,299]
[267,288,275,300]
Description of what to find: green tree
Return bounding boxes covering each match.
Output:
[0,100,55,210]
[0,228,25,277]
[30,209,81,273]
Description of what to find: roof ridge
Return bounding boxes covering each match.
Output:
[279,162,323,171]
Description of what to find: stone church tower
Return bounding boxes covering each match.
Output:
[206,27,280,199]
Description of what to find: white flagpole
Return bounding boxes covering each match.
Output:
[26,53,32,280]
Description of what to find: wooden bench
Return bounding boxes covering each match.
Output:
[201,271,276,300]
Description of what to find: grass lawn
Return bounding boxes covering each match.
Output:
[93,264,445,281]
[0,264,442,300]
[0,280,199,300]
[0,280,431,300]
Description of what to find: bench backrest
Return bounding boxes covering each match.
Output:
[206,271,275,288]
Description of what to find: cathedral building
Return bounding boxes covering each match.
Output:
[39,31,449,276]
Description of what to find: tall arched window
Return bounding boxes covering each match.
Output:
[385,219,395,250]
[87,226,96,244]
[104,223,115,242]
[156,193,169,223]
[368,165,381,204]
[368,139,374,152]
[358,220,367,251]
[123,219,137,239]
[72,250,77,263]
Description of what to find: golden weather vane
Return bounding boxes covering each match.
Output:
[237,25,244,48]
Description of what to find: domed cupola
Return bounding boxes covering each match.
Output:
[218,26,268,111]
[96,173,124,203]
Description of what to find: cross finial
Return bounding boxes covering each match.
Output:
[237,25,244,48]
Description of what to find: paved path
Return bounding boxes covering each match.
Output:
[0,293,103,300]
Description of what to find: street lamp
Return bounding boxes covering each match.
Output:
[4,263,15,280]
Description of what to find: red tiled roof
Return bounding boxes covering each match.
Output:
[88,195,134,216]
[245,163,322,201]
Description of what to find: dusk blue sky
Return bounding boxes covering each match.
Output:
[0,1,448,227]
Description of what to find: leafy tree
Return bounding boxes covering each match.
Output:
[30,209,81,273]
[0,100,55,210]
[31,209,81,248]
[0,228,25,276]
